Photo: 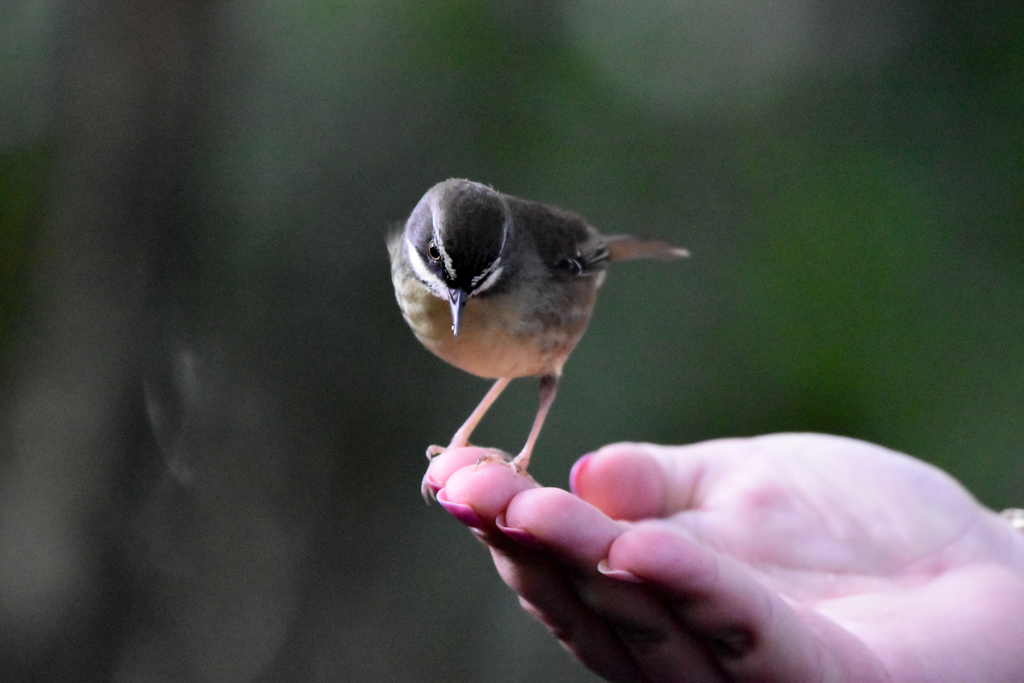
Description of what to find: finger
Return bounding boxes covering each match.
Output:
[437,467,649,681]
[442,460,538,520]
[494,488,652,680]
[570,440,759,518]
[439,481,649,682]
[574,573,727,683]
[489,547,650,683]
[422,446,499,498]
[499,489,727,682]
[606,522,845,683]
[503,486,626,568]
[436,458,539,541]
[569,445,672,520]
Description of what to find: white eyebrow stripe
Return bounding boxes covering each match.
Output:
[498,194,512,256]
[470,256,500,286]
[406,237,447,299]
[430,203,457,280]
[463,191,511,296]
[471,264,503,295]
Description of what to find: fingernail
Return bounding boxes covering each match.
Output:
[436,489,486,529]
[569,453,595,496]
[597,559,643,583]
[495,513,545,550]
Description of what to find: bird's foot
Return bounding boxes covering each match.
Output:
[509,452,531,476]
[422,442,476,502]
[472,447,512,469]
[422,444,464,501]
[425,444,447,460]
[426,439,475,459]
[474,450,536,483]
[420,475,439,504]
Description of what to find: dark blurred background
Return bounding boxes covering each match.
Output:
[1,0,1021,681]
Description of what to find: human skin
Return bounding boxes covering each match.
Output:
[422,434,1024,683]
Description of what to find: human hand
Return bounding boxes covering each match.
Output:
[422,434,1024,682]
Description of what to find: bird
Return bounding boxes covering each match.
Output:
[388,178,687,484]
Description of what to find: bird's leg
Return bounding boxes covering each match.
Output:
[426,377,511,458]
[449,376,511,448]
[509,374,559,475]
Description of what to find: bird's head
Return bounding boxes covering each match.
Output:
[403,178,511,335]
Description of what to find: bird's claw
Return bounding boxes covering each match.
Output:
[473,448,512,470]
[474,450,536,483]
[422,445,534,505]
[420,475,440,504]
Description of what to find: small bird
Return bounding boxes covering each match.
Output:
[389,179,687,481]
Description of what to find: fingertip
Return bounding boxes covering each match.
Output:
[572,444,669,520]
[568,452,594,496]
[436,487,486,529]
[441,458,538,520]
[504,487,625,569]
[606,522,717,590]
[495,512,545,550]
[422,446,512,499]
[504,486,580,529]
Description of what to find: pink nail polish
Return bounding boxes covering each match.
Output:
[495,514,545,550]
[597,559,643,583]
[436,489,486,529]
[569,453,595,496]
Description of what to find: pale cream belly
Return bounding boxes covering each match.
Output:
[396,280,597,379]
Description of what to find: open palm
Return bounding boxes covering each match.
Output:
[424,434,1024,682]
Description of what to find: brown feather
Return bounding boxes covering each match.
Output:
[603,236,690,263]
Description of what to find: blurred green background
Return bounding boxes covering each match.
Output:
[1,0,1022,681]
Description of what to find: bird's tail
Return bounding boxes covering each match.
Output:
[603,235,689,262]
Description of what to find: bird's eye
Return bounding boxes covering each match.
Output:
[427,240,441,261]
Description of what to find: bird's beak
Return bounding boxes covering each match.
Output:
[448,288,468,336]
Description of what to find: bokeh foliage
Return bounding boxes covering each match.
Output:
[1,1,1022,681]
